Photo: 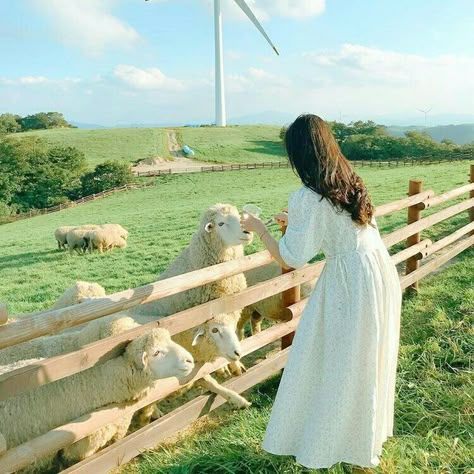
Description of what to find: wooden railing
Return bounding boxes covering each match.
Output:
[0,165,473,473]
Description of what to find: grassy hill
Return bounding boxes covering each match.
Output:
[17,128,170,167]
[387,123,474,145]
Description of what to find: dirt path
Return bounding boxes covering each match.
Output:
[132,129,208,174]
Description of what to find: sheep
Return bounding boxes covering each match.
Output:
[238,262,316,338]
[52,281,106,309]
[101,223,128,241]
[0,327,194,471]
[84,227,127,253]
[66,227,90,254]
[134,203,252,318]
[54,226,75,250]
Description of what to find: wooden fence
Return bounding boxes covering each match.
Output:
[0,165,473,473]
[134,155,472,177]
[2,155,471,226]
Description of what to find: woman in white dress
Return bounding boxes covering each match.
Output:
[241,114,402,470]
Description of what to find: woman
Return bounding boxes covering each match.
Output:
[241,114,401,470]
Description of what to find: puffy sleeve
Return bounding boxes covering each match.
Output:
[279,187,327,269]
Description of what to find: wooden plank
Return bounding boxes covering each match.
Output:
[416,183,474,210]
[0,304,7,326]
[62,348,290,474]
[470,165,474,233]
[0,319,299,473]
[382,198,474,248]
[0,263,321,400]
[374,190,434,217]
[415,222,474,260]
[391,239,432,265]
[405,180,423,291]
[0,251,274,350]
[280,223,300,349]
[400,235,474,289]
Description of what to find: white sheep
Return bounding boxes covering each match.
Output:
[101,223,128,241]
[52,281,106,309]
[134,203,252,317]
[54,226,75,250]
[66,227,89,254]
[238,262,316,338]
[0,326,194,471]
[84,228,123,253]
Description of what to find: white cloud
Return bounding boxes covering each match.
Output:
[33,0,140,56]
[227,67,291,92]
[0,76,81,86]
[113,65,186,91]
[202,0,325,21]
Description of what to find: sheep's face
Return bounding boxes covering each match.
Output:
[204,206,253,247]
[192,320,242,362]
[136,334,194,379]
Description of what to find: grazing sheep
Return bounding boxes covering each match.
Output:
[101,223,128,240]
[66,227,89,254]
[0,327,194,470]
[84,226,127,253]
[134,203,252,318]
[238,263,316,338]
[54,226,75,250]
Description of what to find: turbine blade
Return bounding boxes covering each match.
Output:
[233,0,279,55]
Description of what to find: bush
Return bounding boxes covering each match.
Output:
[80,160,134,196]
[279,126,287,142]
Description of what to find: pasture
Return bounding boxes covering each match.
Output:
[18,127,170,167]
[0,161,472,472]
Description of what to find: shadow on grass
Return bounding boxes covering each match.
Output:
[0,249,62,270]
[243,140,286,157]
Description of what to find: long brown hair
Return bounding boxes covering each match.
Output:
[284,114,374,226]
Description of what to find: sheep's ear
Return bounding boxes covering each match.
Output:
[135,351,149,370]
[192,328,205,346]
[204,222,214,233]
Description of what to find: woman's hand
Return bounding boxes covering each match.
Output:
[241,212,267,237]
[274,211,288,227]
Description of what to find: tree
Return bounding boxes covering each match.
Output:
[81,161,134,196]
[0,113,21,134]
[19,112,71,131]
[0,136,87,210]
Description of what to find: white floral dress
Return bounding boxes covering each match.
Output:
[262,186,402,469]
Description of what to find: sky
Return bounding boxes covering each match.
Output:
[1,0,474,126]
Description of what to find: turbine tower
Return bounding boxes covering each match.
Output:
[146,0,279,127]
[214,0,279,126]
[418,108,432,127]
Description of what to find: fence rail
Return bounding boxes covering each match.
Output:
[0,164,472,473]
[2,155,471,226]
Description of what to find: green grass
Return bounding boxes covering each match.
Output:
[0,161,472,472]
[16,128,170,167]
[178,125,285,164]
[121,251,473,473]
[0,162,470,315]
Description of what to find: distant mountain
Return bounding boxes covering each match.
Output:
[70,121,108,129]
[386,123,474,145]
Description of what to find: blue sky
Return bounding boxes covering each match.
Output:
[1,0,474,126]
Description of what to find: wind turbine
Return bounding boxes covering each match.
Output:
[146,0,279,127]
[418,108,432,127]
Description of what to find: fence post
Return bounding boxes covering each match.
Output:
[0,303,7,326]
[470,164,474,234]
[405,179,423,292]
[280,223,301,349]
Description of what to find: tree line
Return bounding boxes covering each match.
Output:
[0,112,74,134]
[0,136,134,219]
[280,120,474,161]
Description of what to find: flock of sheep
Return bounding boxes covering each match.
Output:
[54,223,128,254]
[0,203,313,472]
